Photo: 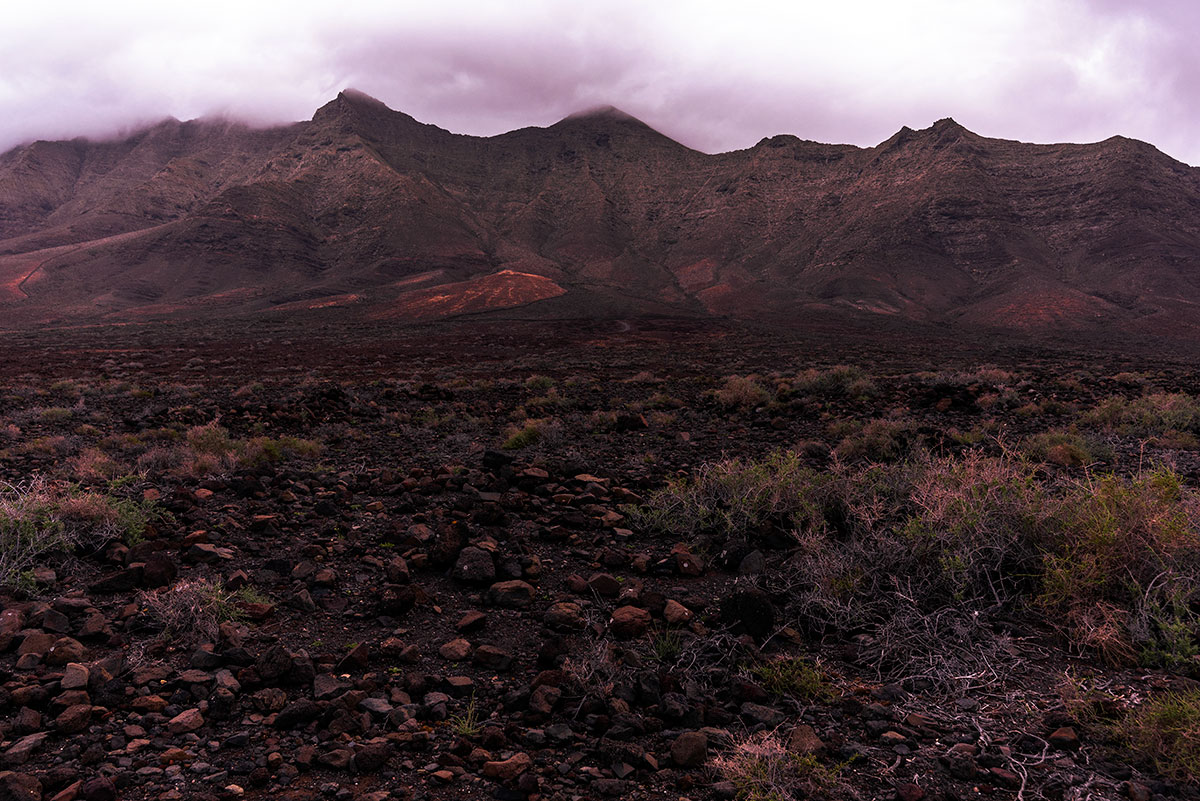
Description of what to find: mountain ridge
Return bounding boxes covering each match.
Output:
[1,89,1198,337]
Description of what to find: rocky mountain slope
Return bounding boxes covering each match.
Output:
[2,90,1199,336]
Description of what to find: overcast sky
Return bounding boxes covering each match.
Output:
[2,0,1198,163]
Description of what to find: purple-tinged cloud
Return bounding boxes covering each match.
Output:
[0,0,1198,165]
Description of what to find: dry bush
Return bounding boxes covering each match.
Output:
[711,729,846,801]
[0,477,115,589]
[22,435,75,457]
[832,418,919,463]
[715,375,770,410]
[1042,469,1200,666]
[501,417,562,450]
[635,446,1200,678]
[1023,427,1111,467]
[626,450,830,548]
[138,578,239,643]
[1083,393,1200,441]
[562,640,623,696]
[790,365,876,399]
[70,447,126,481]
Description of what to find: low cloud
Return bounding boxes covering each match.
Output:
[1,0,1198,164]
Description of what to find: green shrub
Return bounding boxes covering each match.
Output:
[524,374,554,392]
[1023,428,1109,467]
[715,375,770,410]
[0,477,132,589]
[1121,691,1200,781]
[748,656,830,700]
[626,450,830,546]
[833,418,919,463]
[791,365,876,399]
[1041,469,1200,666]
[1083,393,1200,440]
[502,418,560,450]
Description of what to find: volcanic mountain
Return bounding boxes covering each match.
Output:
[2,89,1200,336]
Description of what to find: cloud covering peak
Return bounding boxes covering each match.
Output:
[2,0,1198,163]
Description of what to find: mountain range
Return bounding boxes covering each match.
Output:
[2,89,1199,337]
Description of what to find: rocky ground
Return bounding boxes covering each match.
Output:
[0,319,1198,801]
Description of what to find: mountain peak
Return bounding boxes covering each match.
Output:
[337,88,389,108]
[930,117,966,132]
[562,104,640,123]
[312,89,392,123]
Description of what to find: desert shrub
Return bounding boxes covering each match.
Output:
[502,418,561,450]
[634,448,1200,673]
[715,375,770,410]
[791,365,876,399]
[1041,469,1200,666]
[833,418,919,463]
[647,391,684,409]
[136,446,182,474]
[237,436,321,467]
[1121,691,1200,782]
[1023,428,1109,467]
[186,422,236,456]
[525,388,572,412]
[23,435,75,456]
[711,730,846,801]
[49,380,81,398]
[900,452,1051,606]
[138,578,240,643]
[0,478,124,589]
[71,447,125,481]
[38,406,74,423]
[626,450,832,547]
[524,374,555,392]
[1083,393,1200,440]
[748,656,830,700]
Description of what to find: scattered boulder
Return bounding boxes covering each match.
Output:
[609,606,651,639]
[670,730,708,767]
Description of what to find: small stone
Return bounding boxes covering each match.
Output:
[60,662,90,690]
[473,644,512,671]
[54,704,93,734]
[587,573,621,597]
[439,639,472,661]
[608,606,651,639]
[672,545,704,576]
[452,547,496,584]
[488,580,535,608]
[1048,726,1079,751]
[456,610,487,632]
[989,767,1021,788]
[358,698,393,717]
[670,731,708,767]
[313,673,349,701]
[740,702,785,727]
[482,752,533,782]
[529,685,562,716]
[544,602,585,630]
[788,724,825,756]
[663,599,693,625]
[81,776,117,801]
[738,550,766,574]
[896,782,926,801]
[0,772,41,801]
[168,708,204,734]
[1124,781,1152,801]
[45,636,87,665]
[2,733,47,766]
